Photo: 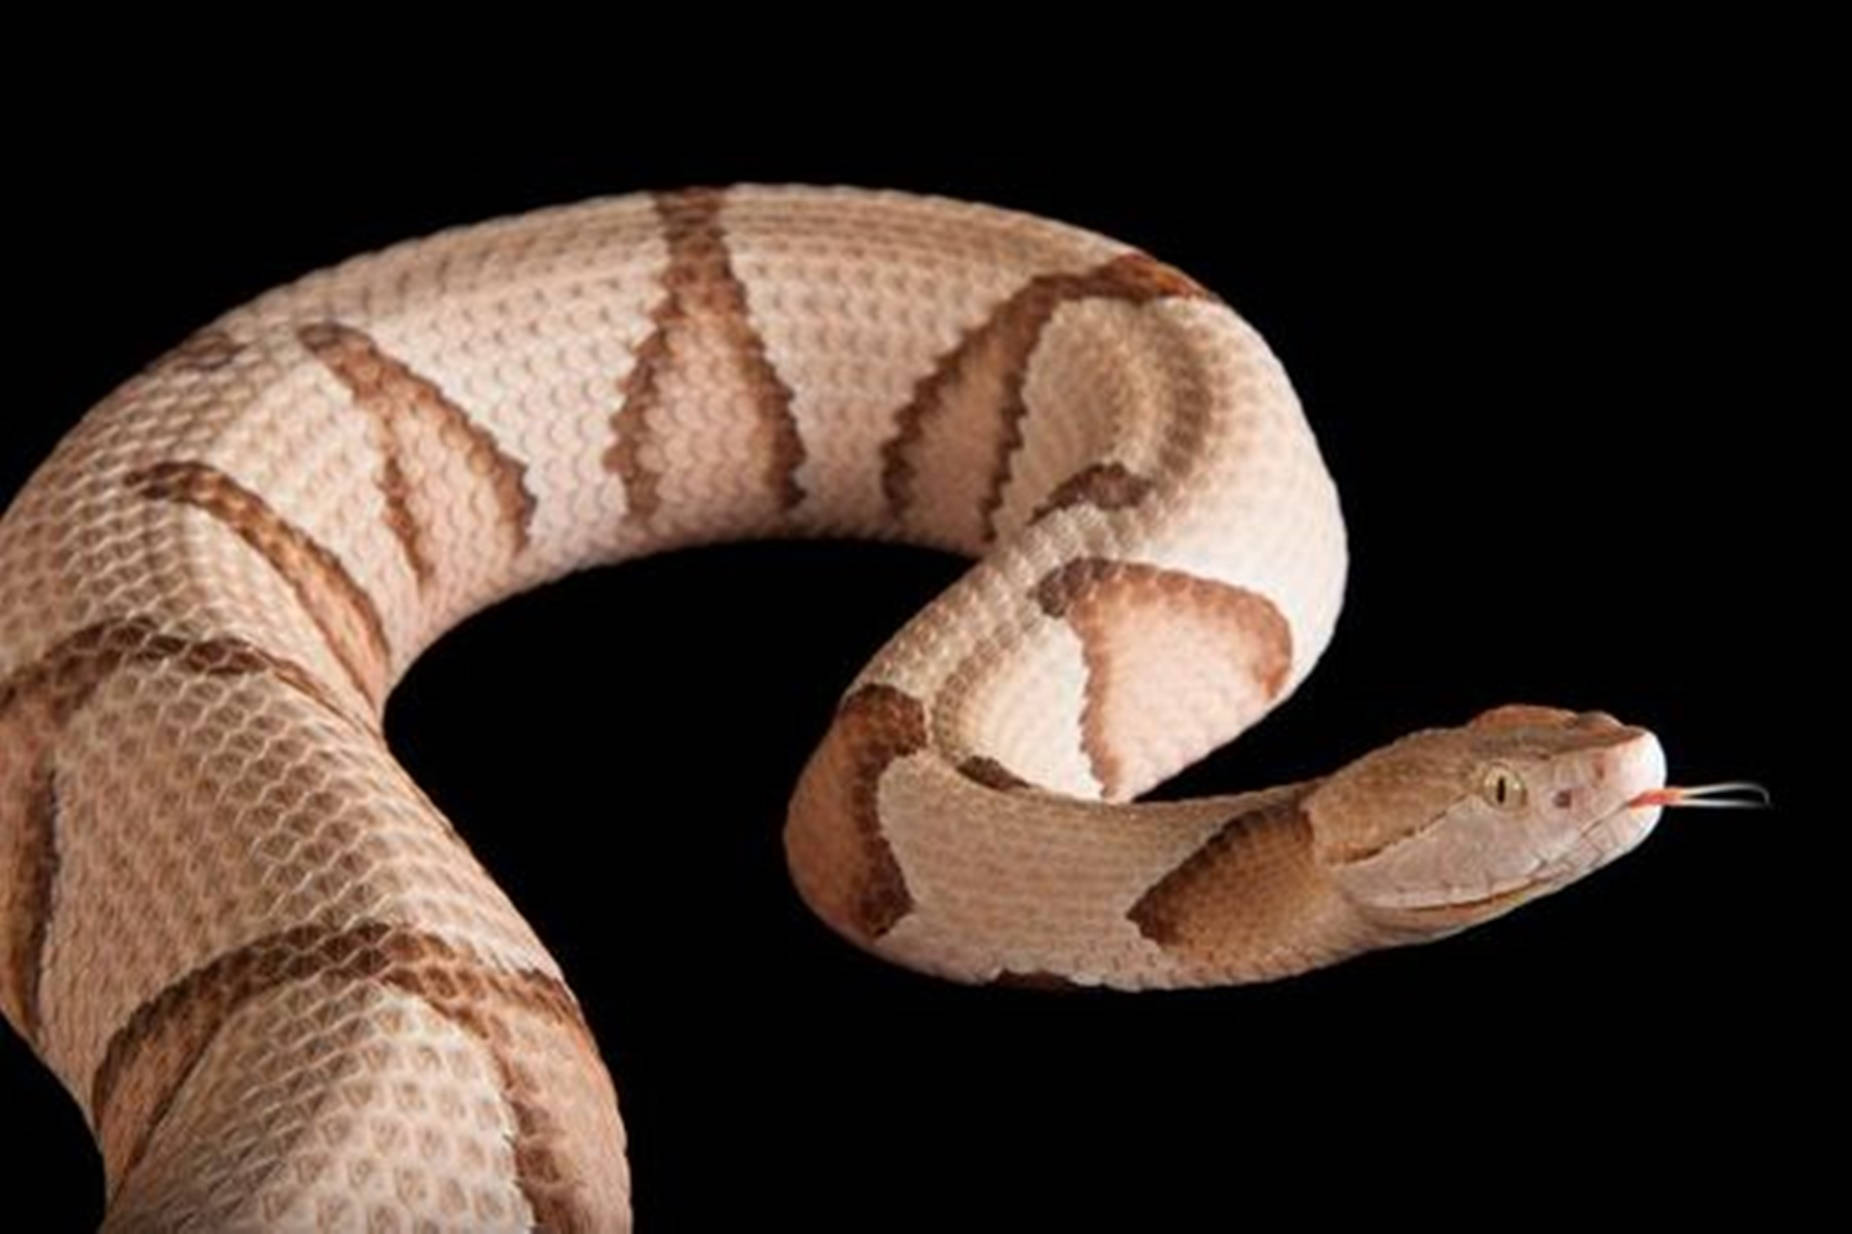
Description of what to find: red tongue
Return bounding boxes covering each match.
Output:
[1626,782,1770,809]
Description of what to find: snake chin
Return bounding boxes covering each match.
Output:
[1305,706,1667,933]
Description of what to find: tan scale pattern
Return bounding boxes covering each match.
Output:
[1,619,359,1040]
[1123,784,1350,974]
[87,920,616,1225]
[0,761,54,1041]
[604,189,807,542]
[0,186,1679,1229]
[954,755,1032,792]
[783,684,928,939]
[110,976,538,1230]
[987,300,1174,538]
[126,462,396,708]
[1034,558,1292,799]
[1029,461,1155,523]
[297,321,538,584]
[879,253,1212,551]
[161,327,245,375]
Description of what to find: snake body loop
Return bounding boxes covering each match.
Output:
[0,186,1668,1230]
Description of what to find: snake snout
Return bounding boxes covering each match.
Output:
[1603,727,1668,819]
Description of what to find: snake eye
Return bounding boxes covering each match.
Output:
[1480,764,1527,809]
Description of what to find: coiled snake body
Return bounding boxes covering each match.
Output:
[0,186,1675,1230]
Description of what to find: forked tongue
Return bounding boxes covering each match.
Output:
[1627,781,1771,810]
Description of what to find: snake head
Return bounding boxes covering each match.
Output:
[1304,705,1668,933]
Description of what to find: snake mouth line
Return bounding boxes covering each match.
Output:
[1404,879,1539,917]
[1404,797,1654,916]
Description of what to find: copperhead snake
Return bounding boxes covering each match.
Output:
[0,184,1745,1231]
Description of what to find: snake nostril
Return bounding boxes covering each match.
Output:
[1553,789,1574,809]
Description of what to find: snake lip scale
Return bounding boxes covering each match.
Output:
[0,184,1703,1230]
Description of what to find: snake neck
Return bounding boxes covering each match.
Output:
[791,746,1381,990]
[1112,778,1385,988]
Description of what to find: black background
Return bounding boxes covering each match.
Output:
[2,62,1819,1230]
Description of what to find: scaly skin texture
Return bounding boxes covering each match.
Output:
[0,186,1668,1231]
